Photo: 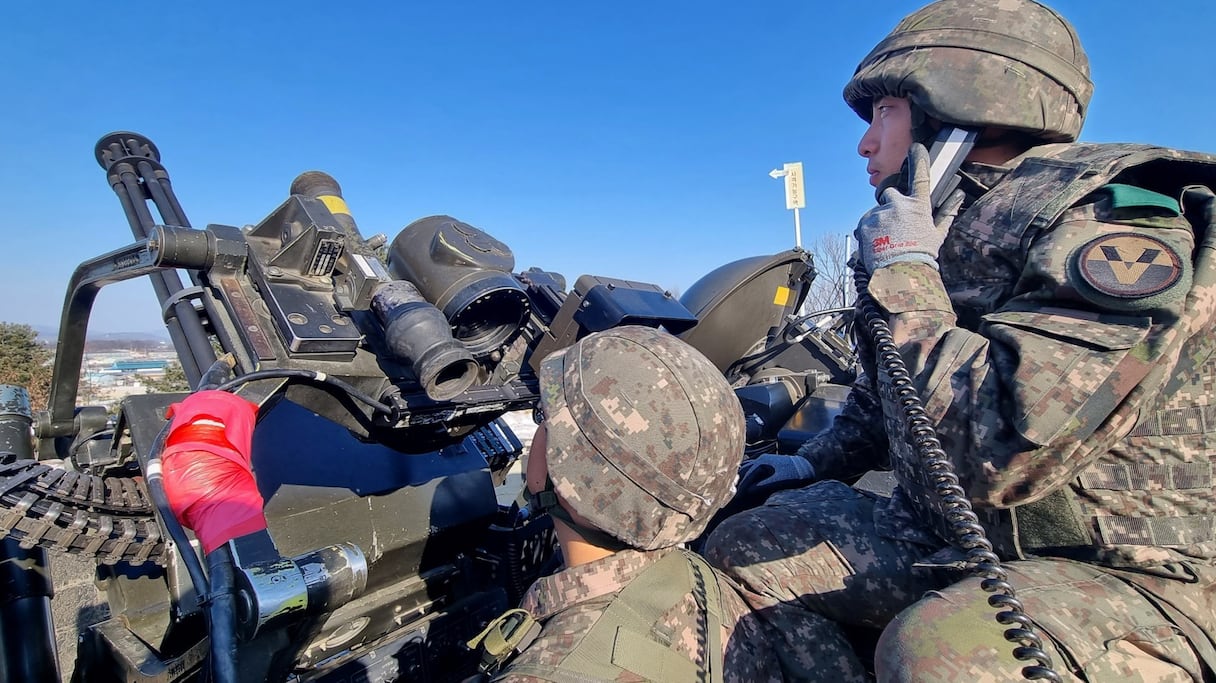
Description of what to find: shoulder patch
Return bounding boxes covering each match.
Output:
[1075,233,1182,299]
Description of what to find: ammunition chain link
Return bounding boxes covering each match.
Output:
[0,461,166,565]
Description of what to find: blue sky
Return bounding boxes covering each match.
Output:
[4,1,1214,334]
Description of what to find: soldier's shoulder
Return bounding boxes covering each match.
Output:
[1026,141,1216,163]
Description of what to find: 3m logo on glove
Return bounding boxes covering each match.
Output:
[870,235,917,254]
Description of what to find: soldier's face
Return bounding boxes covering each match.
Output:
[858,96,913,188]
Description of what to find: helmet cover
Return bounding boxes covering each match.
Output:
[538,325,744,550]
[844,0,1092,142]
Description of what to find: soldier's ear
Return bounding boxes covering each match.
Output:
[525,425,549,494]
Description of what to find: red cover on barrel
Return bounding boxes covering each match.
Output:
[162,390,266,554]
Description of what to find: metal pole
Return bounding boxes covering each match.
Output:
[843,233,852,307]
[793,207,802,250]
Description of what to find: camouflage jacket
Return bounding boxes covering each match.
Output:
[806,143,1216,569]
[493,547,782,683]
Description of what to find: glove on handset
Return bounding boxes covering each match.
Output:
[161,390,265,554]
[855,142,964,273]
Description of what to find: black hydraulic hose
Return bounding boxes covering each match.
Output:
[853,266,1061,682]
[143,421,211,605]
[215,369,396,417]
[206,546,240,683]
[197,355,238,393]
[148,356,242,683]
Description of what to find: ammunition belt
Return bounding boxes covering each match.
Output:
[0,461,164,565]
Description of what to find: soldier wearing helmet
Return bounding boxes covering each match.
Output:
[707,1,1216,680]
[471,326,782,682]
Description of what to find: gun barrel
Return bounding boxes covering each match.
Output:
[95,132,217,387]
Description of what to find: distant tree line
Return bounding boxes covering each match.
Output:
[0,323,53,409]
[84,338,170,353]
[141,363,190,393]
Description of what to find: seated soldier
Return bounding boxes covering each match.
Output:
[473,325,782,682]
[707,1,1216,680]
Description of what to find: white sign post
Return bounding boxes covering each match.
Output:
[769,162,805,248]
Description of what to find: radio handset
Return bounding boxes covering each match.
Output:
[925,126,978,210]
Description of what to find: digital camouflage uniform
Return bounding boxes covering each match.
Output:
[483,326,782,682]
[706,1,1216,681]
[495,547,782,683]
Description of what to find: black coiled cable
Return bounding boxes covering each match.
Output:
[854,266,1061,682]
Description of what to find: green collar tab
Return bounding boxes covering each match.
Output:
[1098,183,1180,216]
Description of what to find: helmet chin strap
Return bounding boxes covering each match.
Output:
[529,476,630,553]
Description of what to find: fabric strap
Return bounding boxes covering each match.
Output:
[505,549,725,683]
[529,478,629,552]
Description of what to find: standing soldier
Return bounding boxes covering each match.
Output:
[472,326,783,682]
[707,1,1216,681]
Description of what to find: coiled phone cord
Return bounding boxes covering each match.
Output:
[854,266,1061,682]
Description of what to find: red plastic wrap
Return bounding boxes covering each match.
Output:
[161,390,266,554]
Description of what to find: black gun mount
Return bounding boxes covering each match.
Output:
[9,131,715,683]
[0,130,856,682]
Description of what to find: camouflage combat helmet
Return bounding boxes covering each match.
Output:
[844,0,1093,142]
[536,325,744,551]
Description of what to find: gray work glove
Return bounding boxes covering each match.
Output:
[855,143,964,272]
[734,453,816,502]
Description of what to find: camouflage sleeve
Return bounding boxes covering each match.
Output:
[866,192,1198,507]
[794,373,889,481]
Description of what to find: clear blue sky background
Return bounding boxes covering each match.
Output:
[4,1,1214,334]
